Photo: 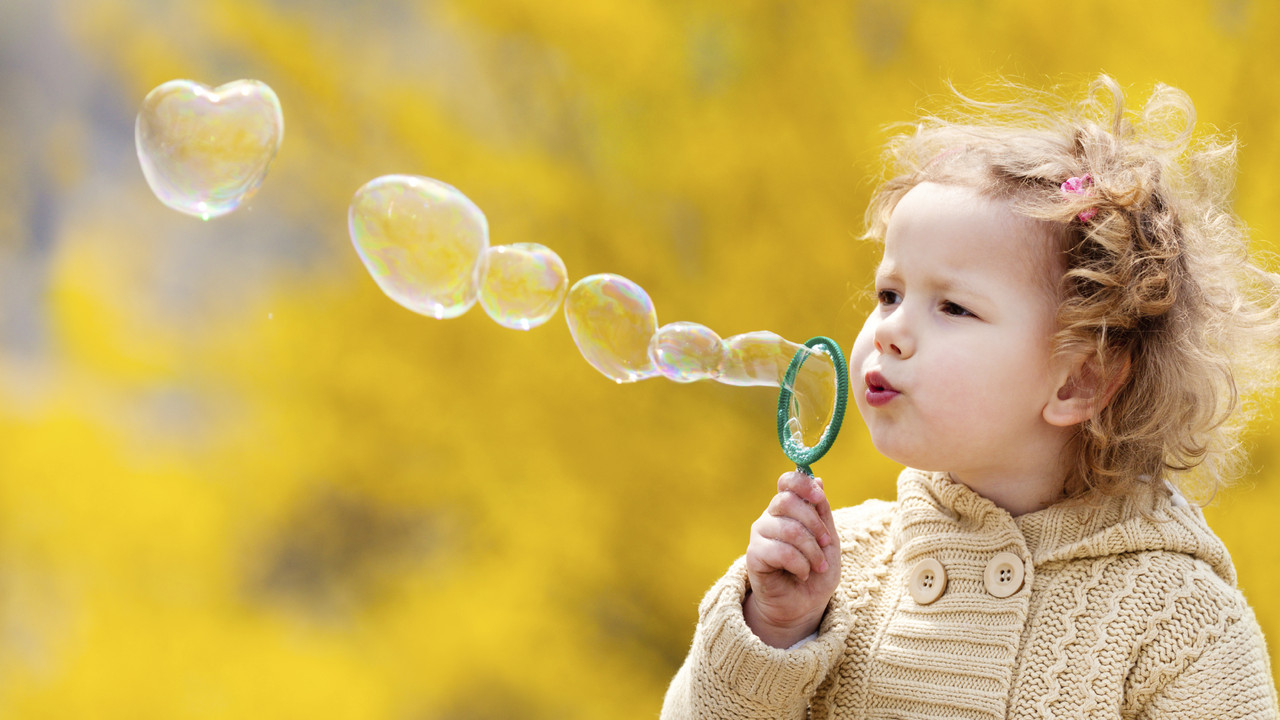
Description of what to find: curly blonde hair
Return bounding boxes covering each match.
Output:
[864,75,1280,503]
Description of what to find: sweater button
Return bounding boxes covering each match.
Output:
[907,558,947,605]
[983,552,1025,598]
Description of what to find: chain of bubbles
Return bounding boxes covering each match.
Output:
[135,79,837,444]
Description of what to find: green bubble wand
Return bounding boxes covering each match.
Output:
[775,336,849,477]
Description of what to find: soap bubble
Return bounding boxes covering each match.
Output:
[349,174,489,319]
[719,332,839,448]
[478,244,568,330]
[781,344,840,450]
[564,274,659,383]
[717,331,803,387]
[135,79,283,219]
[648,322,724,383]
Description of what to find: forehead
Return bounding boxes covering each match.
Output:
[880,182,1060,296]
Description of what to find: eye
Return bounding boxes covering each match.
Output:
[876,289,901,307]
[940,300,975,318]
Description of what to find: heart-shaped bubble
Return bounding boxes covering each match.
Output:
[648,322,725,383]
[135,79,284,219]
[564,274,659,383]
[478,243,569,330]
[349,175,489,319]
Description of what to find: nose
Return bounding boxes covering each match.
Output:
[873,308,913,358]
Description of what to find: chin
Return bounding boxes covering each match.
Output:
[868,436,926,471]
[866,434,955,475]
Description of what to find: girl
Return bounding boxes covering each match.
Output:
[662,76,1280,719]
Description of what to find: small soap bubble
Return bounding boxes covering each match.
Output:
[349,174,489,319]
[648,322,725,383]
[478,243,568,330]
[135,79,283,219]
[564,274,659,383]
[786,417,804,444]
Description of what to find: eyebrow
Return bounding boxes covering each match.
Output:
[874,262,987,299]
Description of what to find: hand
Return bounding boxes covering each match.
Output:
[743,471,841,649]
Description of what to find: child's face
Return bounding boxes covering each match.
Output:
[850,182,1071,483]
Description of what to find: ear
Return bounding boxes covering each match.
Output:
[1043,352,1131,427]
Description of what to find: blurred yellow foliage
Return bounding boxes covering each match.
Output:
[1,0,1278,717]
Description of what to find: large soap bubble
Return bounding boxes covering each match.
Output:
[719,331,839,448]
[340,170,844,448]
[348,174,489,319]
[778,344,840,450]
[135,79,283,219]
[478,243,568,330]
[718,331,805,387]
[564,274,659,383]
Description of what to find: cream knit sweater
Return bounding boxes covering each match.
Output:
[662,469,1278,719]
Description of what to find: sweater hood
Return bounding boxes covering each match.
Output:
[895,469,1236,586]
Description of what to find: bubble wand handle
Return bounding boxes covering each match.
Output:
[776,336,849,477]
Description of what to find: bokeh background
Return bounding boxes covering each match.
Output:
[2,0,1279,717]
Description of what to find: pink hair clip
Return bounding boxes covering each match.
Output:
[1061,174,1097,222]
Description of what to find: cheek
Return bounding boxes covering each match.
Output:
[923,347,1002,411]
[848,317,876,420]
[993,334,1057,389]
[933,341,1052,416]
[850,314,877,368]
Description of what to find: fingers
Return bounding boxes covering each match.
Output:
[747,472,837,582]
[747,536,813,581]
[775,472,833,547]
[749,514,828,581]
[813,478,838,540]
[766,489,831,549]
[778,470,829,511]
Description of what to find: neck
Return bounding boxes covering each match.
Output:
[947,469,1066,516]
[943,423,1076,516]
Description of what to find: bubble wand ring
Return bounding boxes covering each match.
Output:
[776,336,849,477]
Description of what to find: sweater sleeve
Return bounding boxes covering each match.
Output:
[1137,605,1278,720]
[659,556,855,720]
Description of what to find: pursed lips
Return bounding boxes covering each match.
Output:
[864,369,900,407]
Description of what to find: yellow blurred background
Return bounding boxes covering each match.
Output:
[1,0,1278,716]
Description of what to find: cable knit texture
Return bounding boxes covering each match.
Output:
[661,469,1278,719]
